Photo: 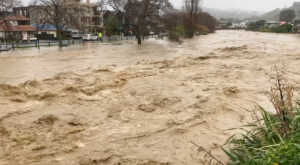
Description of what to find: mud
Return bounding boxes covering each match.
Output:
[1,30,300,164]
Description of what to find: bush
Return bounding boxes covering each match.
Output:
[247,20,266,31]
[168,25,185,42]
[271,24,293,33]
[259,27,272,32]
[223,72,300,165]
[195,25,209,35]
[105,15,122,36]
[198,12,217,33]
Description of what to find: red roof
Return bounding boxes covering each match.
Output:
[0,15,35,32]
[4,15,30,21]
[0,22,36,32]
[15,25,36,31]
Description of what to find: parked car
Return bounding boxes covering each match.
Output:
[22,35,37,41]
[71,31,84,39]
[82,34,98,41]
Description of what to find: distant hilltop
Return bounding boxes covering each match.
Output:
[202,8,262,20]
[252,2,300,21]
[204,2,300,21]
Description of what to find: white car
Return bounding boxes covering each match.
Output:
[22,36,37,41]
[82,34,98,41]
[72,32,83,39]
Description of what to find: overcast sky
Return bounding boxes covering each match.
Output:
[22,0,298,12]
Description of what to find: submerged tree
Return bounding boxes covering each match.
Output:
[198,12,217,33]
[184,0,202,38]
[162,11,184,42]
[109,0,172,45]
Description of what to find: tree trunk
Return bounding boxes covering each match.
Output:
[135,25,142,45]
[56,26,63,47]
[135,28,142,45]
[137,35,142,45]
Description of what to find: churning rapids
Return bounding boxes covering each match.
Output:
[1,30,300,165]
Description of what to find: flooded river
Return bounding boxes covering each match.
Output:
[1,30,300,84]
[0,40,179,84]
[2,30,300,165]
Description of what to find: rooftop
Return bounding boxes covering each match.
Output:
[4,15,29,21]
[0,23,36,32]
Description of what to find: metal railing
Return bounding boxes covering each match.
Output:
[0,34,163,51]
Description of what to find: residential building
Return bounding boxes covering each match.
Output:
[265,21,281,28]
[32,24,58,39]
[0,15,36,41]
[13,7,30,18]
[76,2,104,33]
[13,0,104,33]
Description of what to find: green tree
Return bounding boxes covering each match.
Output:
[109,0,172,45]
[105,15,121,36]
[280,9,296,22]
[247,20,266,31]
[184,0,202,38]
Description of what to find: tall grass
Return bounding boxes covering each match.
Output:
[223,70,300,165]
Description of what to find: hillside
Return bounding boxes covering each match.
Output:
[259,8,281,21]
[203,8,261,20]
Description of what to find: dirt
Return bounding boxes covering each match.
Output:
[1,30,300,165]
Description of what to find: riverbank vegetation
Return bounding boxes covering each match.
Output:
[108,0,216,44]
[247,20,294,33]
[163,0,217,43]
[246,9,297,34]
[223,71,300,165]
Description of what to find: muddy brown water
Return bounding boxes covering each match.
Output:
[1,30,300,84]
[0,40,180,84]
[1,30,300,165]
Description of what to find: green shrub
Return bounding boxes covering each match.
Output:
[271,24,293,33]
[105,15,122,36]
[168,25,185,42]
[247,20,266,31]
[259,27,272,32]
[195,24,210,35]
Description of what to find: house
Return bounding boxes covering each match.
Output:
[0,15,36,41]
[216,19,232,29]
[229,22,248,29]
[33,24,75,39]
[265,21,280,28]
[32,24,58,38]
[76,2,104,33]
[13,0,105,33]
[13,7,30,18]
